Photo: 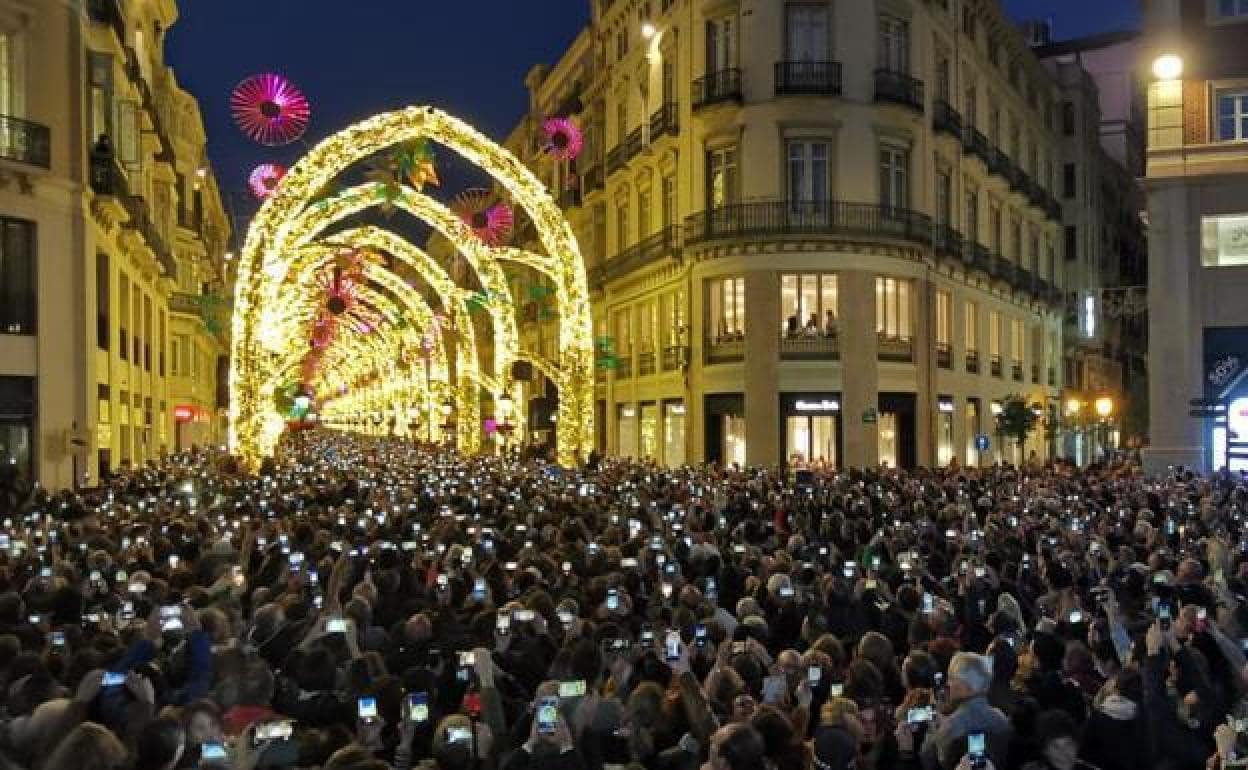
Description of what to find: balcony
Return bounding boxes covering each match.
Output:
[582,164,604,194]
[878,335,914,362]
[932,100,962,138]
[121,195,176,280]
[936,342,952,369]
[775,61,842,96]
[874,69,924,112]
[607,128,644,176]
[615,355,633,380]
[638,351,657,377]
[706,335,744,364]
[89,153,128,197]
[933,223,964,260]
[662,345,688,370]
[962,127,993,166]
[693,68,743,110]
[1026,178,1047,209]
[593,225,682,287]
[992,255,1014,282]
[1013,264,1033,293]
[0,115,50,169]
[1006,163,1028,194]
[87,0,125,43]
[684,200,932,249]
[780,333,840,360]
[1012,361,1024,381]
[168,292,200,315]
[987,146,1011,177]
[963,241,992,274]
[966,350,980,373]
[1044,192,1063,222]
[650,102,679,139]
[990,354,1003,378]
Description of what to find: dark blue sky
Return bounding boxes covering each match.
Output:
[165,0,1138,232]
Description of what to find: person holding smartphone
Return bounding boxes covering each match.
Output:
[505,690,584,770]
[918,653,1011,770]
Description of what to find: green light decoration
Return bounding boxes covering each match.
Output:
[197,291,228,335]
[595,354,618,370]
[595,335,614,353]
[527,284,555,301]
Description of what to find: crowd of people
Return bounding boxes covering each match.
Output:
[2,432,1248,770]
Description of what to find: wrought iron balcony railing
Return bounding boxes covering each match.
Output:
[775,61,842,96]
[0,115,50,169]
[693,68,743,110]
[874,69,924,111]
[933,100,962,138]
[684,200,932,248]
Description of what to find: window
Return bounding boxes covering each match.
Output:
[781,273,838,336]
[989,310,1002,358]
[661,288,686,347]
[786,3,830,61]
[638,300,656,352]
[964,86,977,127]
[662,175,676,229]
[617,27,630,60]
[662,59,675,107]
[1063,163,1076,198]
[1011,318,1025,364]
[935,290,952,347]
[935,51,951,101]
[0,218,34,335]
[786,414,838,466]
[663,401,686,467]
[638,188,652,239]
[618,405,639,458]
[1217,0,1248,17]
[1201,213,1248,266]
[707,145,738,208]
[615,310,633,357]
[878,15,909,73]
[1215,90,1248,141]
[88,53,114,144]
[616,101,628,144]
[879,145,909,210]
[640,403,659,460]
[615,199,630,252]
[788,140,830,211]
[875,277,912,339]
[96,252,109,349]
[1065,225,1077,261]
[964,301,978,352]
[1029,228,1040,271]
[934,168,952,226]
[989,200,1002,253]
[708,276,745,340]
[707,15,737,72]
[118,274,129,360]
[965,187,979,241]
[1062,101,1075,135]
[961,5,977,38]
[989,103,1001,144]
[1010,215,1022,261]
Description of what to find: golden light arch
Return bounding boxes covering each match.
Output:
[228,105,594,469]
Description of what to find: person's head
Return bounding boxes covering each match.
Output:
[42,722,127,770]
[134,717,186,770]
[237,655,276,707]
[901,650,938,690]
[432,715,492,770]
[947,652,993,703]
[708,723,766,770]
[322,744,391,770]
[184,699,224,745]
[1035,709,1080,770]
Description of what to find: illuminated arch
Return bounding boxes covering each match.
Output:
[229,106,594,468]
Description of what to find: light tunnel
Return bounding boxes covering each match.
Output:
[228,106,595,469]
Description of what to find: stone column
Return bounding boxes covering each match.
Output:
[744,270,779,466]
[841,270,880,468]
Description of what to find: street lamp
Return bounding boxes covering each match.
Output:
[1065,397,1083,417]
[641,21,656,40]
[1152,53,1183,81]
[1094,396,1114,419]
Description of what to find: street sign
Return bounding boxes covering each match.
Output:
[975,434,991,452]
[862,408,878,424]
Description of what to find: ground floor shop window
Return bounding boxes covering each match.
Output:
[786,415,838,466]
[937,399,955,466]
[663,402,686,467]
[640,403,659,460]
[723,415,746,466]
[879,412,899,467]
[618,405,639,458]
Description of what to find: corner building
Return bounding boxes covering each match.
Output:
[0,0,230,487]
[512,0,1072,468]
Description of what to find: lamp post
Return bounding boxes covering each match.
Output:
[1094,396,1115,462]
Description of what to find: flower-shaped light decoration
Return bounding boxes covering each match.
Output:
[392,138,440,191]
[231,74,311,146]
[248,163,287,199]
[543,117,584,162]
[452,189,514,247]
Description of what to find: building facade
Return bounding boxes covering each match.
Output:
[1143,0,1248,473]
[0,0,229,488]
[508,0,1073,469]
[1033,30,1149,464]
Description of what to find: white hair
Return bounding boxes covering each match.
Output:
[948,651,994,694]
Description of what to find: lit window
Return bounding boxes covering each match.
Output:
[875,276,912,339]
[1083,294,1097,338]
[1201,213,1248,266]
[781,273,838,336]
[708,276,746,341]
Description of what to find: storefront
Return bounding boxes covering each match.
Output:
[705,393,745,466]
[965,397,982,466]
[617,403,639,458]
[780,394,842,467]
[0,376,34,484]
[1205,326,1248,471]
[663,400,686,467]
[936,396,955,466]
[878,393,916,469]
[639,402,659,460]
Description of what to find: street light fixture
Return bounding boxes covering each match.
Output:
[1152,53,1183,81]
[1065,397,1083,416]
[1094,396,1114,419]
[641,21,656,40]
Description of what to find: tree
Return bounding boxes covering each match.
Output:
[995,394,1041,453]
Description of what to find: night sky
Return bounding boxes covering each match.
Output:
[163,0,1139,234]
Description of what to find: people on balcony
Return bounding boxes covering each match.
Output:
[824,310,838,339]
